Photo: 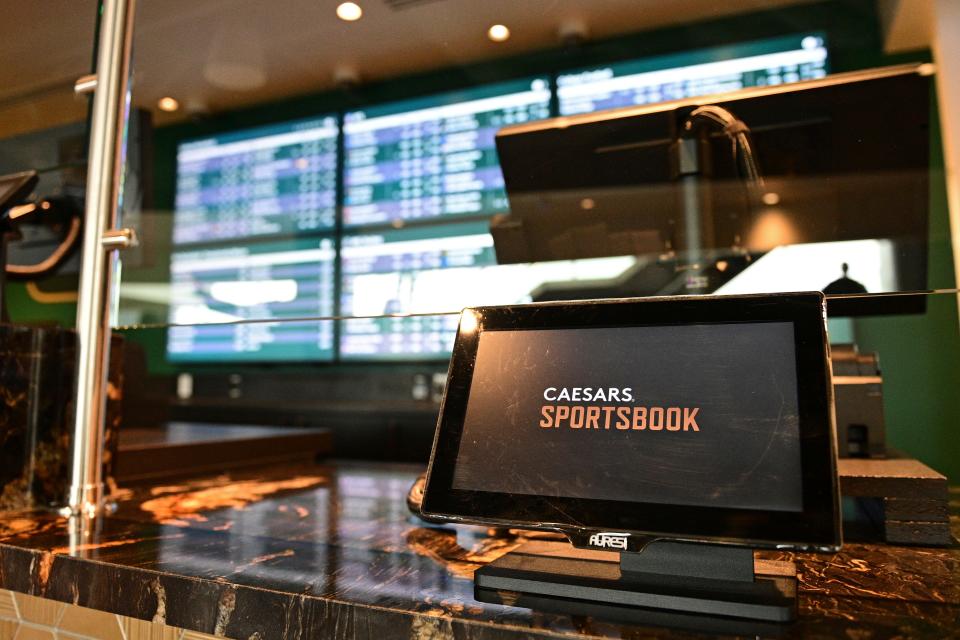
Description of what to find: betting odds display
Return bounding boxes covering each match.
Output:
[166,34,829,363]
[168,117,338,362]
[343,79,551,227]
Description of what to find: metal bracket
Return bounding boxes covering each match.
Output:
[101,228,138,250]
[74,74,98,95]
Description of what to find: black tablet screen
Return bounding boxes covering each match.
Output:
[451,322,803,513]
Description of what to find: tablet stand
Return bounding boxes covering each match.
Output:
[474,539,796,624]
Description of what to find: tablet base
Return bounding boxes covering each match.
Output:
[474,541,796,624]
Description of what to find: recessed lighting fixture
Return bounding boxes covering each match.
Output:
[337,2,363,21]
[761,192,781,206]
[157,96,180,112]
[487,24,510,42]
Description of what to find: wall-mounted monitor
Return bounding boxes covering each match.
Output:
[557,33,828,116]
[339,221,495,358]
[343,78,551,228]
[166,238,336,362]
[173,116,338,245]
[338,221,646,360]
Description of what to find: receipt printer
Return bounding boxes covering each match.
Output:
[832,344,886,458]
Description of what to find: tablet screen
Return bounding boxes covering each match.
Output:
[422,293,840,550]
[452,322,803,512]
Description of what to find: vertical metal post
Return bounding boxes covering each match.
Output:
[67,0,137,517]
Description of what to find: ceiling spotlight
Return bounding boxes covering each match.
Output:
[558,19,589,47]
[333,64,361,89]
[761,192,781,206]
[337,2,363,21]
[487,24,510,42]
[157,96,180,112]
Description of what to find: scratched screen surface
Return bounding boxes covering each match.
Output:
[451,323,803,512]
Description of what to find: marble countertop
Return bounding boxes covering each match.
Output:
[0,461,957,639]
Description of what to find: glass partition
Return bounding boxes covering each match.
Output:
[6,0,951,483]
[115,21,954,328]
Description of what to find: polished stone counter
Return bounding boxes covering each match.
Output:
[0,462,957,639]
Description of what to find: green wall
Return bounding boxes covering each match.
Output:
[5,281,76,326]
[853,106,959,481]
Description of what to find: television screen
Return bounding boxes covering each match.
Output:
[343,77,551,228]
[173,116,338,245]
[339,221,641,359]
[557,33,828,116]
[166,238,336,362]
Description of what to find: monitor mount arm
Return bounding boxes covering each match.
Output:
[683,105,764,190]
[669,105,764,288]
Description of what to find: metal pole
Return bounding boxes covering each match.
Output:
[66,0,137,518]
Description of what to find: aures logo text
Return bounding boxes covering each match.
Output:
[588,532,630,550]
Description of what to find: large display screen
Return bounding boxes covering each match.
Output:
[174,116,338,244]
[166,238,335,362]
[160,36,851,366]
[557,33,827,115]
[451,323,803,512]
[343,78,551,227]
[339,222,497,358]
[339,221,641,359]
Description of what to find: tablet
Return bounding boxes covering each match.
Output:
[421,292,841,552]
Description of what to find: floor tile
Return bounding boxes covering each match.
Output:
[0,591,16,622]
[119,617,181,640]
[58,605,123,640]
[11,595,63,628]
[12,624,55,640]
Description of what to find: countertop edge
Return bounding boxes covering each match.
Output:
[0,540,576,640]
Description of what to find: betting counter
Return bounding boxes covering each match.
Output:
[0,461,956,638]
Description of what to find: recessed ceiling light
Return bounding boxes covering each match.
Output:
[337,2,363,21]
[157,96,180,112]
[762,192,781,206]
[487,24,510,42]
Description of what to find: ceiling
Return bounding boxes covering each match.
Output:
[3,0,833,138]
